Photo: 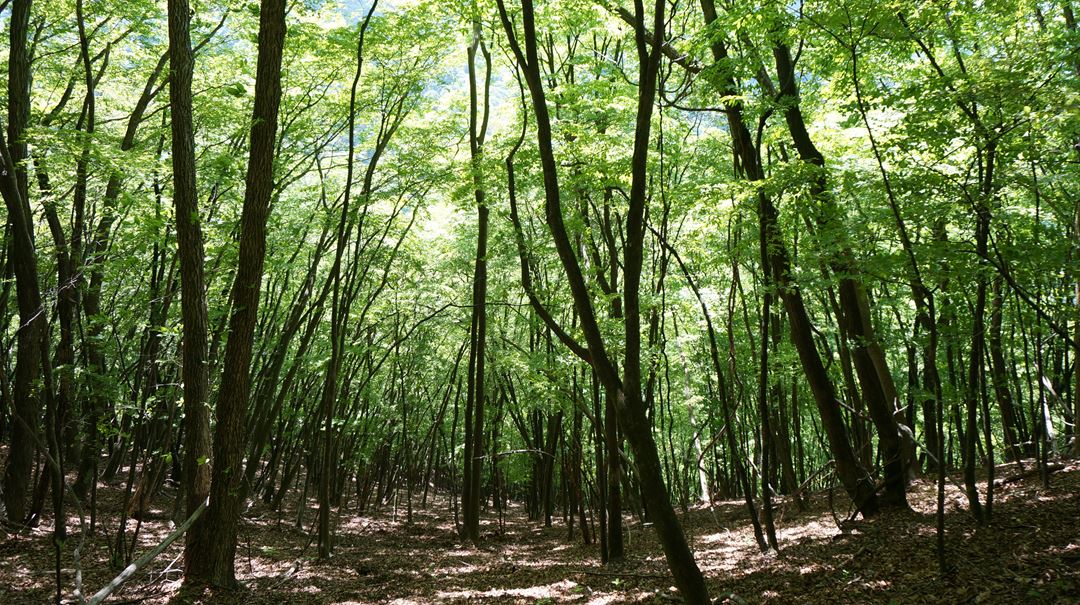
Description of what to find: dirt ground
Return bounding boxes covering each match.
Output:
[2,458,1079,604]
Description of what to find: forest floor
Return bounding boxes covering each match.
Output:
[2,457,1079,605]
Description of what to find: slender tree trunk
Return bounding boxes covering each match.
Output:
[592,370,608,562]
[75,50,168,501]
[963,146,996,525]
[1066,3,1080,456]
[462,16,491,544]
[681,360,710,503]
[496,1,710,600]
[243,227,334,489]
[757,255,779,551]
[989,277,1023,461]
[718,227,766,546]
[317,1,378,559]
[542,411,562,527]
[570,385,591,543]
[603,385,623,560]
[1075,204,1080,456]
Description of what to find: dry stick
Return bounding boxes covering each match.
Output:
[85,497,207,605]
[270,521,321,589]
[799,460,835,491]
[787,460,835,503]
[572,568,668,579]
[149,552,184,585]
[993,463,1065,488]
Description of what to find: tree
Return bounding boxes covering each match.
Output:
[166,0,213,579]
[495,0,710,601]
[1,0,47,528]
[197,0,287,586]
[461,4,492,544]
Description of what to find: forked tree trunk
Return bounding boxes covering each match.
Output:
[698,0,878,517]
[781,40,910,506]
[496,1,710,601]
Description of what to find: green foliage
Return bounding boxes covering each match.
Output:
[3,0,1074,537]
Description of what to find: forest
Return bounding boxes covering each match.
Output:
[0,0,1078,603]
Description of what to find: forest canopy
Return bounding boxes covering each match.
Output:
[0,0,1078,603]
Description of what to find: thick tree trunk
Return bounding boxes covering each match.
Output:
[200,0,286,586]
[1,0,45,527]
[168,0,213,581]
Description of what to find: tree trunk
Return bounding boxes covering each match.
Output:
[1067,3,1080,456]
[541,411,562,528]
[168,0,213,581]
[603,385,623,560]
[570,389,591,544]
[782,40,910,507]
[317,1,379,559]
[698,0,878,516]
[75,49,169,501]
[462,16,491,544]
[757,221,778,550]
[989,277,1023,461]
[201,0,286,586]
[496,1,710,600]
[1,0,45,527]
[962,146,996,525]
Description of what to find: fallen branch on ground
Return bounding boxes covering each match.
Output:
[993,463,1065,487]
[570,568,669,579]
[86,498,207,605]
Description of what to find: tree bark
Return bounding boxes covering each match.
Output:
[1,0,45,527]
[462,15,491,544]
[168,0,213,581]
[200,0,287,586]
